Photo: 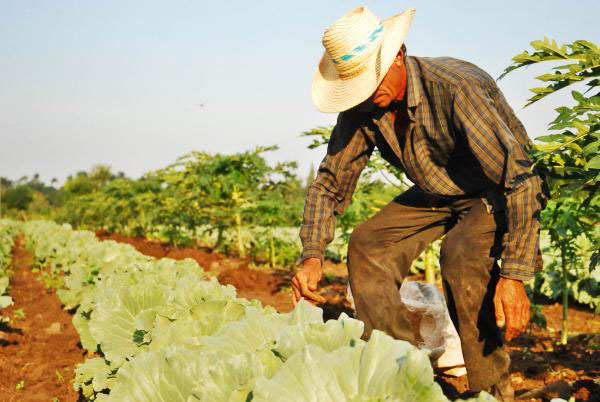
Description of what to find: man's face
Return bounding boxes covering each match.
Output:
[355,50,407,113]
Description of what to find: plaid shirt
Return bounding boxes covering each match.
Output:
[300,56,548,281]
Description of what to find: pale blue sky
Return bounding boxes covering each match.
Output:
[1,1,598,184]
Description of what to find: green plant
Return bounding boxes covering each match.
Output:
[13,308,26,320]
[55,369,64,383]
[55,148,306,265]
[0,221,18,323]
[500,38,600,344]
[19,219,496,401]
[528,303,547,331]
[499,38,599,200]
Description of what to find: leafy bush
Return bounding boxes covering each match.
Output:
[500,38,600,343]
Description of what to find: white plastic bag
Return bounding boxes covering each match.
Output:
[347,281,466,376]
[399,281,466,376]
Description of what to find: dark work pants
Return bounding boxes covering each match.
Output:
[347,186,510,391]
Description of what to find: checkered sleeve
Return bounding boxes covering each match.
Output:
[299,112,374,264]
[453,81,546,281]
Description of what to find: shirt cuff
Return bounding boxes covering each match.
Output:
[299,244,325,266]
[500,258,536,281]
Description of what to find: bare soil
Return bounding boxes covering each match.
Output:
[97,232,600,401]
[0,238,86,402]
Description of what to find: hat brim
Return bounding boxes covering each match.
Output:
[312,8,415,113]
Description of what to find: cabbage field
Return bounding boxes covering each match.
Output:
[0,219,496,401]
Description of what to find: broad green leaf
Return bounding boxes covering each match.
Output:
[273,312,364,359]
[89,285,166,366]
[72,311,98,352]
[586,155,600,169]
[192,352,279,402]
[535,133,572,143]
[0,277,9,294]
[74,357,115,397]
[253,331,449,402]
[0,295,13,309]
[107,348,207,402]
[572,90,587,103]
[536,143,561,152]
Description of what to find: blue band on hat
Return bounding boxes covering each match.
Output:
[335,24,383,64]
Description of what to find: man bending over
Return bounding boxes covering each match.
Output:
[291,7,547,401]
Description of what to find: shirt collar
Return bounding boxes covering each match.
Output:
[405,56,423,108]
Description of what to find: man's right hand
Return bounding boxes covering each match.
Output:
[291,257,326,306]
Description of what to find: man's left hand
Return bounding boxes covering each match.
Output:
[493,277,530,341]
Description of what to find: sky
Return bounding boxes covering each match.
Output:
[1,1,598,185]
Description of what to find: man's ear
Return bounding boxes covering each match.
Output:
[394,50,404,66]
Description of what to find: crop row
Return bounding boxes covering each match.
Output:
[8,219,494,401]
[0,220,20,323]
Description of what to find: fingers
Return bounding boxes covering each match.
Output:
[290,273,325,306]
[299,275,326,303]
[494,291,505,329]
[504,300,521,341]
[520,300,531,333]
[495,278,532,341]
[291,277,301,306]
[291,276,305,306]
[503,300,531,341]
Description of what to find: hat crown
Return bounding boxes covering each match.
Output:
[322,7,383,76]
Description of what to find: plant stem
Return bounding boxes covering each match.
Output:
[269,227,275,267]
[235,211,245,257]
[424,244,435,285]
[216,226,224,248]
[560,244,569,345]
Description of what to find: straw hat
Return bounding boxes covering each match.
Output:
[312,7,416,113]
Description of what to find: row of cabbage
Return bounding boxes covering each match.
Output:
[20,220,494,402]
[0,220,20,323]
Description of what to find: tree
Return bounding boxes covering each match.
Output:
[3,186,33,211]
[499,38,600,344]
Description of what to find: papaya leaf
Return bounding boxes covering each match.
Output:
[586,155,600,169]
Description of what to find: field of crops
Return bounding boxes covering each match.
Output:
[0,219,505,401]
[0,215,598,401]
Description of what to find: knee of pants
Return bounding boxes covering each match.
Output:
[440,231,487,277]
[348,220,379,259]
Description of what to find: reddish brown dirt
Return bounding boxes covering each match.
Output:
[0,238,86,402]
[98,233,600,401]
[96,231,226,272]
[437,305,600,401]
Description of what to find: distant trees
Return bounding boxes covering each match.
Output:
[2,185,33,211]
[1,164,126,217]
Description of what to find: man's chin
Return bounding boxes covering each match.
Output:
[353,95,394,113]
[354,99,376,113]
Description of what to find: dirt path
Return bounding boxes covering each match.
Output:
[0,238,85,402]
